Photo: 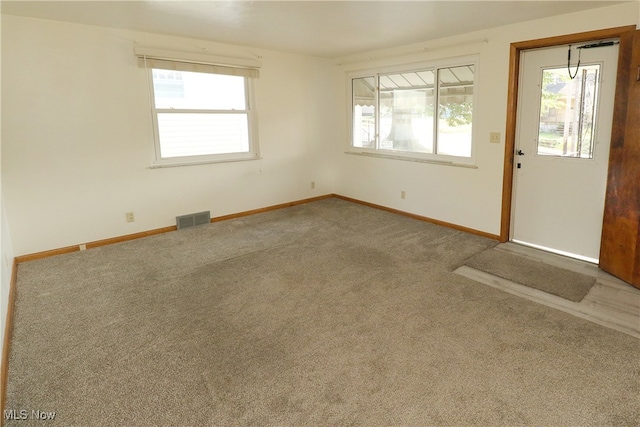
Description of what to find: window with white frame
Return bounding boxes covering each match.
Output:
[137,50,260,167]
[350,58,477,162]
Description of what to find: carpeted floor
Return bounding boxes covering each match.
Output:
[5,199,640,426]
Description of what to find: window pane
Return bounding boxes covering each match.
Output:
[379,70,435,153]
[437,65,474,157]
[153,70,246,110]
[537,65,599,158]
[352,77,376,148]
[157,113,249,158]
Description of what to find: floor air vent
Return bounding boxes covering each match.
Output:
[176,211,211,229]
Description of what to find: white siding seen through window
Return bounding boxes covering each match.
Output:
[147,65,258,166]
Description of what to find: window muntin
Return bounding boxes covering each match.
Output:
[349,60,476,162]
[537,65,600,159]
[149,69,257,166]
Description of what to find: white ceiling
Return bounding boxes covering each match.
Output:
[1,1,628,58]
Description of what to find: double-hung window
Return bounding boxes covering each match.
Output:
[350,57,477,163]
[136,48,260,167]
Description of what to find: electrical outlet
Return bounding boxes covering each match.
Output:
[126,211,135,223]
[79,244,87,251]
[401,190,406,199]
[311,181,316,189]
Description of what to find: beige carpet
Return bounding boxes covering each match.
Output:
[5,199,640,426]
[464,248,596,302]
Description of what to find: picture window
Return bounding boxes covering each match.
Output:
[350,58,477,163]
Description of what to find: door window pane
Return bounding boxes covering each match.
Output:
[537,65,600,158]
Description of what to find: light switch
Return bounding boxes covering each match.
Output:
[489,132,501,144]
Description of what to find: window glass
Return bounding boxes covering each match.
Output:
[151,70,184,99]
[153,71,246,110]
[353,77,376,148]
[157,113,249,158]
[437,65,474,157]
[379,71,435,153]
[537,65,600,158]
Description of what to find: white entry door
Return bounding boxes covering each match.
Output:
[512,42,619,263]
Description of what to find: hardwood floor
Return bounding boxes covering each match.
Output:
[455,242,640,338]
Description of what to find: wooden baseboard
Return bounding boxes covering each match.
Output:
[14,227,178,264]
[15,195,335,264]
[85,226,177,250]
[210,194,334,223]
[1,259,18,426]
[333,194,500,240]
[15,193,496,264]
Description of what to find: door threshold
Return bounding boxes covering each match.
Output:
[510,239,599,264]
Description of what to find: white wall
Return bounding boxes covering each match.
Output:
[332,2,639,236]
[1,15,339,256]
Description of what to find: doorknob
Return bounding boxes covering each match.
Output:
[517,150,525,155]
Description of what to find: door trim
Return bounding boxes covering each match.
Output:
[500,26,636,247]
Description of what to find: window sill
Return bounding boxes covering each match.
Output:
[150,155,261,169]
[344,151,478,169]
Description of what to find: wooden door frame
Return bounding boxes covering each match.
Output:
[500,26,636,247]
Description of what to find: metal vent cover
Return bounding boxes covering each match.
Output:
[176,211,211,229]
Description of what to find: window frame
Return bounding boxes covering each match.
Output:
[346,55,479,166]
[145,65,259,168]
